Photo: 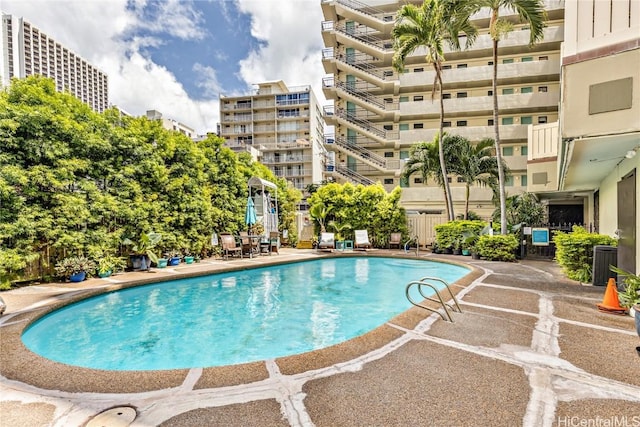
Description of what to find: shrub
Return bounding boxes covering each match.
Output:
[552,226,617,283]
[475,234,519,261]
[435,220,487,251]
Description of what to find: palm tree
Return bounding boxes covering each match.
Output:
[470,0,546,234]
[392,0,477,221]
[402,135,456,219]
[447,136,507,219]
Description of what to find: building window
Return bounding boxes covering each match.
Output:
[383,70,394,77]
[457,177,465,183]
[521,175,528,186]
[456,92,467,98]
[443,93,451,99]
[442,65,452,70]
[457,64,467,68]
[488,61,494,66]
[487,90,493,96]
[447,177,453,183]
[400,150,409,159]
[521,116,533,124]
[502,88,514,95]
[383,124,393,130]
[505,176,514,186]
[413,123,423,129]
[399,123,409,131]
[413,95,424,101]
[521,87,533,94]
[538,55,548,61]
[521,146,528,156]
[443,121,452,127]
[414,177,423,184]
[521,56,533,62]
[488,119,494,126]
[384,178,394,185]
[538,116,548,124]
[400,96,409,102]
[384,152,394,158]
[538,86,548,93]
[414,67,424,72]
[503,58,514,64]
[502,117,514,125]
[399,177,409,187]
[503,146,514,156]
[456,120,467,127]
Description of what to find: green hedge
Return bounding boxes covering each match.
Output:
[552,226,617,283]
[435,220,488,251]
[475,234,519,261]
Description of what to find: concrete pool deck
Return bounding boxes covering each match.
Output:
[1,248,639,426]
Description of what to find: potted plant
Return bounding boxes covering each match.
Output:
[122,232,162,271]
[166,250,182,266]
[610,266,640,316]
[96,255,126,278]
[55,256,96,282]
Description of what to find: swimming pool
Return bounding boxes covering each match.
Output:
[22,257,469,371]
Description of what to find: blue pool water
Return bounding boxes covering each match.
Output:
[22,257,469,371]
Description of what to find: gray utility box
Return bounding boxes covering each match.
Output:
[592,245,617,286]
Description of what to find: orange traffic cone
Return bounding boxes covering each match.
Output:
[596,278,627,314]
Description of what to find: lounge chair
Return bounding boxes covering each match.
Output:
[220,233,243,259]
[354,229,372,250]
[318,232,335,251]
[389,232,402,249]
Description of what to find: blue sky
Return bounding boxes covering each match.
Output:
[2,0,327,134]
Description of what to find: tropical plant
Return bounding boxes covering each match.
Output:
[610,266,640,309]
[492,192,545,230]
[122,232,162,265]
[97,255,127,276]
[475,234,519,261]
[392,0,477,221]
[328,220,351,241]
[469,0,547,234]
[447,136,505,219]
[309,202,332,233]
[55,256,96,278]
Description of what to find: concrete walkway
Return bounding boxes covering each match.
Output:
[1,249,639,427]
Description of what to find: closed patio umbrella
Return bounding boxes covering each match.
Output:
[245,196,257,232]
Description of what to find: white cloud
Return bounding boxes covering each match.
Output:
[235,0,327,105]
[1,0,327,135]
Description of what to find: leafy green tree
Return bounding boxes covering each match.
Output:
[446,136,505,219]
[492,192,545,229]
[392,0,477,221]
[469,0,546,234]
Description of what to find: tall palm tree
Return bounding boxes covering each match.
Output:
[392,0,477,221]
[470,0,546,233]
[447,136,507,219]
[402,135,456,219]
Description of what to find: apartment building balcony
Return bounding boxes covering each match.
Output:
[321,20,393,60]
[322,76,398,118]
[321,0,395,34]
[326,164,375,186]
[253,125,276,134]
[322,48,396,91]
[399,92,559,120]
[252,100,276,109]
[261,155,315,164]
[406,25,563,63]
[273,169,313,178]
[399,58,560,91]
[323,105,398,144]
[324,135,391,172]
[400,124,528,146]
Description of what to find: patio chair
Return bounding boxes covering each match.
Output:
[354,229,372,250]
[220,233,243,260]
[318,232,335,252]
[389,232,402,249]
[268,231,279,255]
[239,231,259,257]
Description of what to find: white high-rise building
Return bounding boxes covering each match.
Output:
[219,81,326,209]
[1,13,109,112]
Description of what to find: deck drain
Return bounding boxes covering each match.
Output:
[86,406,136,427]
